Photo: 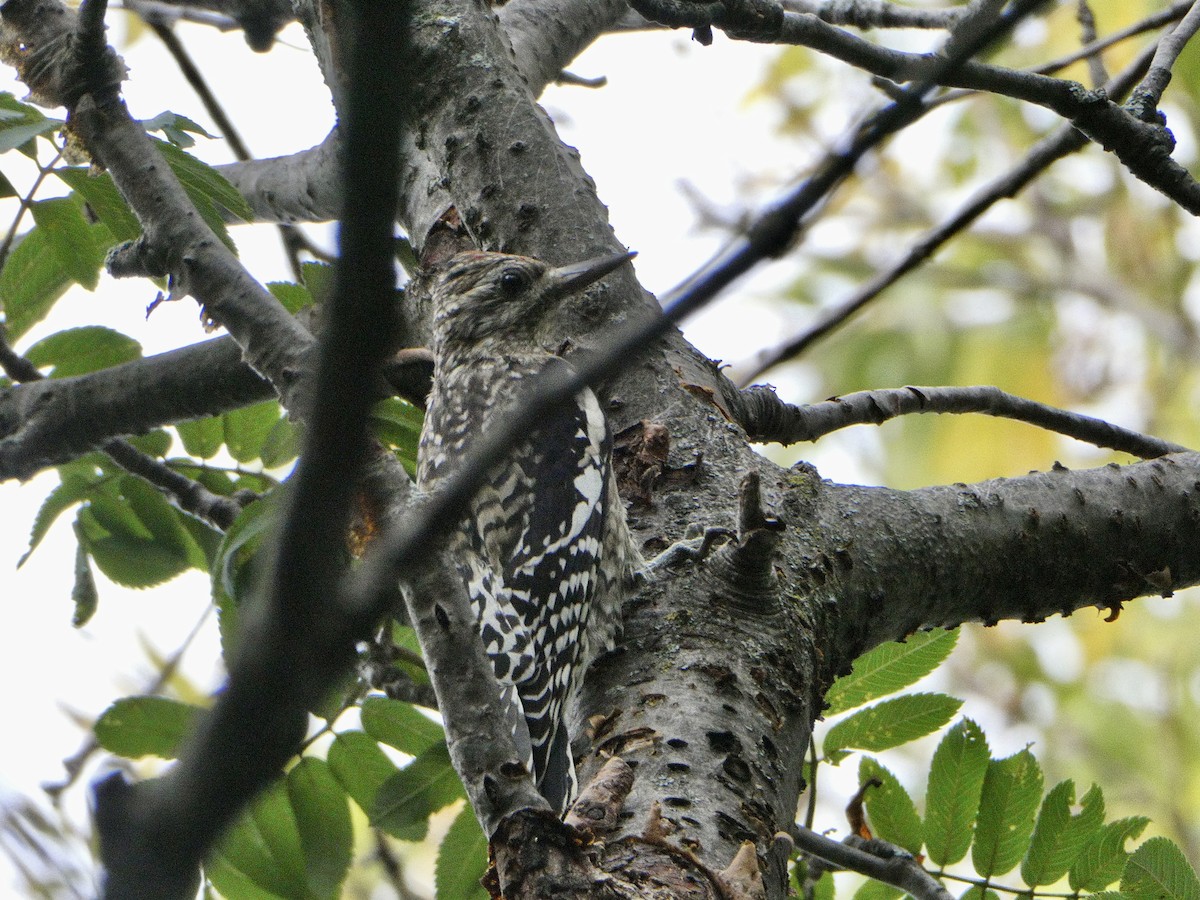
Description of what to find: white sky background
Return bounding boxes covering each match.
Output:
[0,11,1057,895]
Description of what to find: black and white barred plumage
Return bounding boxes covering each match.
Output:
[417,250,640,812]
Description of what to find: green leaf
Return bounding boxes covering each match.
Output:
[212,496,276,612]
[268,281,314,314]
[225,400,283,464]
[372,742,465,836]
[23,326,142,378]
[0,227,75,339]
[177,416,225,460]
[71,537,98,627]
[326,731,419,840]
[823,693,960,758]
[208,778,308,900]
[1070,817,1151,892]
[0,93,61,153]
[141,110,216,148]
[20,474,100,566]
[371,397,423,474]
[859,758,922,855]
[361,696,445,757]
[1022,781,1105,887]
[0,170,16,198]
[300,261,334,303]
[959,888,1000,900]
[30,197,107,290]
[925,719,990,867]
[853,878,902,900]
[261,416,301,469]
[436,804,489,900]
[287,759,353,899]
[125,429,173,458]
[94,696,200,759]
[71,474,205,588]
[1122,838,1200,900]
[54,167,142,242]
[825,629,958,714]
[152,137,254,239]
[971,748,1043,878]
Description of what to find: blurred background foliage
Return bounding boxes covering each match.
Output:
[738,0,1200,865]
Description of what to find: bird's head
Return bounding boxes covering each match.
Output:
[428,249,635,352]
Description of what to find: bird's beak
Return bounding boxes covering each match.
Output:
[544,250,636,300]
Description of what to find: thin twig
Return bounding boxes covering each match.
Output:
[658,0,1049,324]
[44,605,213,801]
[0,147,64,271]
[738,40,1157,383]
[1075,1,1108,87]
[736,384,1189,458]
[1130,0,1200,118]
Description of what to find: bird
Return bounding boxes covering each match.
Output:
[417,248,642,812]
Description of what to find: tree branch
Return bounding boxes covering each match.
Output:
[734,384,1189,458]
[738,39,1157,382]
[803,452,1200,662]
[793,827,953,900]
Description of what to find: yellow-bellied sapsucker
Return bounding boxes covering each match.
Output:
[418,250,641,812]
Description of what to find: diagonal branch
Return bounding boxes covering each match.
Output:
[738,39,1157,382]
[734,384,1189,459]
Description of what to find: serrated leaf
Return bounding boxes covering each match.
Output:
[23,326,142,378]
[1022,781,1105,887]
[361,696,445,756]
[0,227,75,340]
[925,719,990,867]
[372,742,465,836]
[825,629,958,714]
[1122,838,1200,900]
[118,475,206,569]
[152,136,254,222]
[859,758,922,854]
[327,731,422,841]
[268,281,314,314]
[71,538,97,627]
[207,778,308,900]
[30,197,107,290]
[54,167,142,242]
[823,693,960,758]
[287,758,352,899]
[436,803,489,900]
[225,400,283,464]
[300,261,334,302]
[94,696,200,759]
[1070,817,1150,892]
[78,501,190,588]
[971,749,1043,877]
[142,110,216,148]
[20,474,100,566]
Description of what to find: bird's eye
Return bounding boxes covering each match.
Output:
[498,268,530,294]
